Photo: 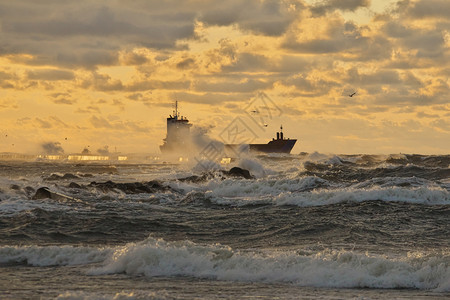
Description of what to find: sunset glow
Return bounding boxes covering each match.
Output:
[0,0,449,155]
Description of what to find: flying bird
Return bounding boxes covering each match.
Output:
[263,124,268,127]
[349,92,357,97]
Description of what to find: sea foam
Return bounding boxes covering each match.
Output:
[88,238,450,291]
[203,177,450,206]
[1,238,448,291]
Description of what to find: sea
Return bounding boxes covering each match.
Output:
[0,152,449,299]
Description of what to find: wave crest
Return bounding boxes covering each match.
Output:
[89,238,450,291]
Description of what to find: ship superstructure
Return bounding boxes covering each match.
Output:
[159,101,193,153]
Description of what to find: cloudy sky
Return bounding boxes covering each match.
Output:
[0,0,449,155]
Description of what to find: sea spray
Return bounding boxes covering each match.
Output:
[86,238,450,291]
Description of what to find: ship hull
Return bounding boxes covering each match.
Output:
[225,139,297,154]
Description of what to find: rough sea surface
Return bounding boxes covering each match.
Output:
[0,153,449,299]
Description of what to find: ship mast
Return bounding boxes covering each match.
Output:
[173,101,178,120]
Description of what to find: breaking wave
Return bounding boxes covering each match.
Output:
[204,177,450,206]
[1,238,448,291]
[0,244,111,266]
[95,238,447,292]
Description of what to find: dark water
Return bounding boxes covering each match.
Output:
[0,153,449,299]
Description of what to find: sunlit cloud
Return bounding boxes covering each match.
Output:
[0,0,448,154]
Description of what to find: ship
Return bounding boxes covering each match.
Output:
[160,102,297,154]
[225,125,297,154]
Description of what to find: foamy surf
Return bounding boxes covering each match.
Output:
[86,238,449,291]
[204,178,450,206]
[3,238,448,292]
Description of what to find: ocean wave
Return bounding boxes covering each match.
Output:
[274,186,450,207]
[2,238,448,291]
[203,177,449,206]
[0,197,72,216]
[87,238,450,291]
[0,244,111,266]
[301,153,450,169]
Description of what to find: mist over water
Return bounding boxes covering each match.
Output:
[0,153,449,299]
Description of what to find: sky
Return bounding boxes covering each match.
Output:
[0,0,449,155]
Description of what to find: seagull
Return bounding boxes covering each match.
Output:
[349,92,356,97]
[251,109,259,114]
[263,124,268,127]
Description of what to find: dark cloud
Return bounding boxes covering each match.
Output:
[282,75,339,97]
[404,31,446,58]
[0,2,196,68]
[199,0,297,36]
[27,69,75,81]
[346,68,402,86]
[311,0,371,16]
[32,116,70,128]
[171,91,247,104]
[121,51,149,65]
[194,78,273,93]
[126,80,190,92]
[382,21,414,38]
[0,0,298,70]
[222,53,271,72]
[35,118,52,129]
[90,115,113,129]
[76,106,101,114]
[53,98,75,105]
[80,72,124,91]
[56,51,119,69]
[89,115,150,132]
[282,20,391,61]
[405,0,450,19]
[176,57,196,69]
[0,70,17,88]
[430,119,450,132]
[0,71,14,80]
[127,93,143,101]
[416,111,439,118]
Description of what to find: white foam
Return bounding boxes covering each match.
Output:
[275,186,450,206]
[203,176,327,205]
[2,238,448,291]
[203,177,449,206]
[0,245,111,266]
[237,157,269,178]
[89,238,450,291]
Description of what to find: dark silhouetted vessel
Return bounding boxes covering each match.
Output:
[160,102,297,154]
[225,125,297,154]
